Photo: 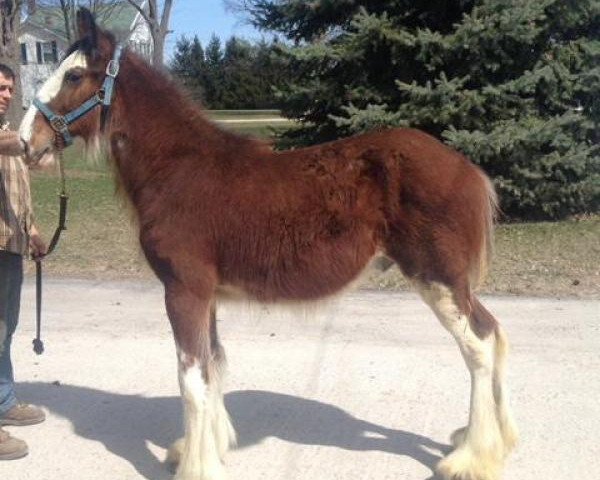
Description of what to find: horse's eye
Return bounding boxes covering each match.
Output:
[64,70,83,84]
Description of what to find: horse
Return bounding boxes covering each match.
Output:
[20,8,517,480]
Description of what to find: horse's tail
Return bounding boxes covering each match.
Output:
[470,169,499,289]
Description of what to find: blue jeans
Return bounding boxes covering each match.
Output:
[0,250,23,415]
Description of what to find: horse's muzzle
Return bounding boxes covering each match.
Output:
[23,140,55,169]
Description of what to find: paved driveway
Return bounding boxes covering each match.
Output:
[2,278,598,479]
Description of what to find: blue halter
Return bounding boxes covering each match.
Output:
[33,44,123,147]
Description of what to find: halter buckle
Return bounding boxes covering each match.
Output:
[50,116,68,133]
[106,59,119,77]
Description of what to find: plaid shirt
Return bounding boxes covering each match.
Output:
[0,121,33,256]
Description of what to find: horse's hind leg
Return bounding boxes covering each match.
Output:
[472,297,519,454]
[445,297,518,456]
[416,281,515,480]
[163,283,235,480]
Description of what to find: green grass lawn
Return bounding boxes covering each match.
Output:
[26,117,600,298]
[207,109,294,138]
[207,109,284,120]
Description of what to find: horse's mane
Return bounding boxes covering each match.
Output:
[103,48,274,225]
[114,50,271,162]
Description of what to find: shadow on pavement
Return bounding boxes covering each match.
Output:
[17,382,449,479]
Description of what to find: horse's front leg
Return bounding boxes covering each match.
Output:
[164,282,235,480]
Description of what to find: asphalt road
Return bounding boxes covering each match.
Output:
[1,278,598,480]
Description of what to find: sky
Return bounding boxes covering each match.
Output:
[165,0,266,60]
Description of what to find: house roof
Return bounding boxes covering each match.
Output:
[24,1,144,42]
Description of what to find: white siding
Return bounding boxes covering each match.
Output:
[18,31,68,108]
[128,15,153,60]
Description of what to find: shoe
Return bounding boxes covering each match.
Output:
[0,427,28,460]
[0,403,46,426]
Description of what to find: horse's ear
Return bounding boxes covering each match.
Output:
[76,8,98,56]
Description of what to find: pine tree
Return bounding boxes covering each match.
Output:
[221,37,258,108]
[203,35,225,108]
[243,0,599,219]
[171,35,206,102]
[252,38,290,108]
[170,35,290,110]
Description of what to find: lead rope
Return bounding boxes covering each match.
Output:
[33,150,68,355]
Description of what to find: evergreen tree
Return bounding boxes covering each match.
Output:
[242,0,599,219]
[171,35,206,102]
[221,37,259,108]
[170,34,290,110]
[252,38,290,108]
[204,34,225,108]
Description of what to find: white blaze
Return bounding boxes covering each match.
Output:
[19,51,88,142]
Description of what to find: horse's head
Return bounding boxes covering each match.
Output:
[20,8,119,165]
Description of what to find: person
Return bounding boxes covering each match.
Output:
[0,63,47,460]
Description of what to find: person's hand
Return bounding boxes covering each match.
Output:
[29,226,48,260]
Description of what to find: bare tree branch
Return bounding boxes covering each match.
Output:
[158,0,171,34]
[125,0,174,65]
[125,0,150,27]
[37,1,128,42]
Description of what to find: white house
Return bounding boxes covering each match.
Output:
[19,0,152,108]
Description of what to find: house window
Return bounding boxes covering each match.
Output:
[20,43,28,65]
[35,41,58,64]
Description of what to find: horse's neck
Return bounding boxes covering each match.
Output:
[117,55,222,150]
[109,55,223,200]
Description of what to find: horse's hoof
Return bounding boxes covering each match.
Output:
[172,464,227,480]
[436,447,501,480]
